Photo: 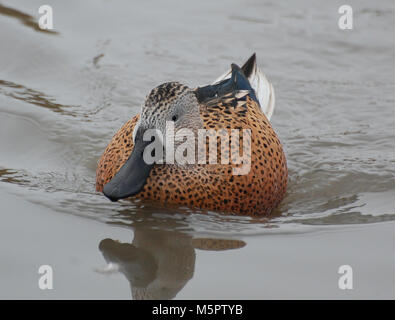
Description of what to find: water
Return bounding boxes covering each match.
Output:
[0,0,395,299]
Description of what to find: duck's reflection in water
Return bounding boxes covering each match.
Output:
[99,226,245,300]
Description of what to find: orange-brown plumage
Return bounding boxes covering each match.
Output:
[96,56,287,215]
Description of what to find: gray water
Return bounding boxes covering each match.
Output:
[1,0,395,299]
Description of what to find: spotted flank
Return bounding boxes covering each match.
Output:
[96,54,288,216]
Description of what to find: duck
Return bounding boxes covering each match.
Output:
[96,54,287,215]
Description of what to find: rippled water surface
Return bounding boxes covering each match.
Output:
[1,0,395,299]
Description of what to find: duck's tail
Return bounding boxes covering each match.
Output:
[212,53,275,120]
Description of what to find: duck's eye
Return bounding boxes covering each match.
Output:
[171,115,178,122]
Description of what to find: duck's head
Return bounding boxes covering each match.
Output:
[103,82,202,202]
[135,81,202,140]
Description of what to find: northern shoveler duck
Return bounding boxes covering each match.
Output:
[96,54,287,215]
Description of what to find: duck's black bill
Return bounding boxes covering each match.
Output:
[103,130,154,202]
